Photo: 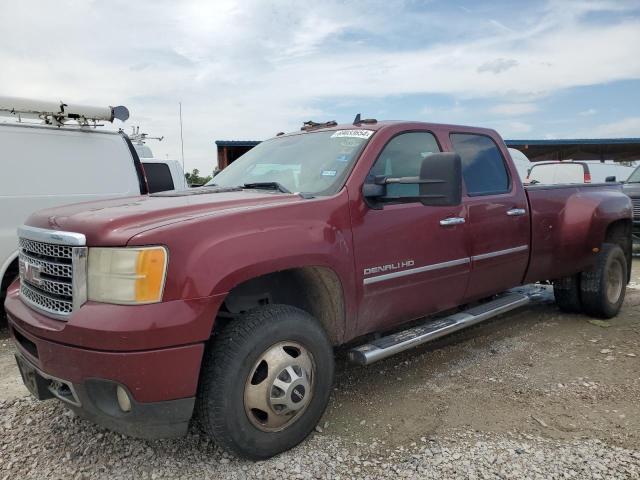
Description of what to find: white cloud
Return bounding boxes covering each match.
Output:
[477,58,519,74]
[498,121,533,136]
[490,103,539,115]
[1,0,639,172]
[591,117,640,137]
[579,108,598,116]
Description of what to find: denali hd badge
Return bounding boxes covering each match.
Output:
[364,260,415,276]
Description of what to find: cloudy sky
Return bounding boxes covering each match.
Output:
[2,0,640,173]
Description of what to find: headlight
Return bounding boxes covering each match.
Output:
[87,247,168,304]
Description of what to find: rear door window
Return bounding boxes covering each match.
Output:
[143,163,175,193]
[450,133,510,196]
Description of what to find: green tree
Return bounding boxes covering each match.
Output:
[185,168,212,186]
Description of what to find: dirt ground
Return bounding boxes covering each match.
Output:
[1,260,639,476]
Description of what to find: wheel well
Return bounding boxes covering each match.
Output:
[604,219,632,282]
[220,267,346,345]
[1,257,19,325]
[1,257,19,297]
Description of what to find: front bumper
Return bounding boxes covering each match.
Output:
[4,282,222,439]
[13,347,195,438]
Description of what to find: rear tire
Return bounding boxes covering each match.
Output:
[197,304,334,459]
[553,274,582,313]
[580,243,627,319]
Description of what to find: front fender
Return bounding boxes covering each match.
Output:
[127,192,358,326]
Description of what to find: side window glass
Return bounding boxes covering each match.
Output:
[368,132,441,198]
[143,163,175,193]
[450,133,510,196]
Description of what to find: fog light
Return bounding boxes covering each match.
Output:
[116,386,132,412]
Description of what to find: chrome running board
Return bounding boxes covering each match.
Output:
[348,292,530,365]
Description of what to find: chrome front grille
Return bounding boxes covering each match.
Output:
[19,238,73,259]
[20,282,73,315]
[632,198,640,220]
[17,226,87,320]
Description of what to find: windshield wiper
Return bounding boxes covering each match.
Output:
[242,182,291,194]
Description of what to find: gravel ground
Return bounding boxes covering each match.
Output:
[2,397,639,479]
[1,259,639,479]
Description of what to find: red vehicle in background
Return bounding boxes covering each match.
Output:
[5,119,633,459]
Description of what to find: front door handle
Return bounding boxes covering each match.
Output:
[440,217,466,226]
[506,208,526,217]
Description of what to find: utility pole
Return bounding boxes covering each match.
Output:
[179,102,185,172]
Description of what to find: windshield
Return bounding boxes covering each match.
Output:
[628,166,640,183]
[206,130,373,195]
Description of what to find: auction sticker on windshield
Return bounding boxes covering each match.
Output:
[330,130,374,139]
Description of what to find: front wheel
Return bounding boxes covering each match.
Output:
[580,243,627,319]
[197,305,334,459]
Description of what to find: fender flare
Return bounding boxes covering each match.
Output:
[1,250,19,287]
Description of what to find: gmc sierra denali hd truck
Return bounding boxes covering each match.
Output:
[4,120,633,459]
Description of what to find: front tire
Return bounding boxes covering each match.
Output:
[197,304,334,459]
[580,243,627,319]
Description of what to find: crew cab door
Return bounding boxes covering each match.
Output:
[349,131,470,335]
[449,133,530,301]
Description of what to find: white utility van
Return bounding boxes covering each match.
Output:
[0,97,186,317]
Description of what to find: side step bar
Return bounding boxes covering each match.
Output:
[348,292,530,365]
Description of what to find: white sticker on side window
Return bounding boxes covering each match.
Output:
[330,129,374,139]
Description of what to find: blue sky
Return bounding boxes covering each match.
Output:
[1,0,639,172]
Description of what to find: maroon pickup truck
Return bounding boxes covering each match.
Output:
[4,120,633,459]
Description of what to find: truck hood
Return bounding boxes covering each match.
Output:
[25,187,304,246]
[622,182,640,198]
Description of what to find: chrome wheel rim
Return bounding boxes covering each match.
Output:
[606,259,624,304]
[244,341,315,432]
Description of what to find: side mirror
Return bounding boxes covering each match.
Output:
[605,176,617,182]
[417,152,462,206]
[362,182,385,198]
[362,153,462,207]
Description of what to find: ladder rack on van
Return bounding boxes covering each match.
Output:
[0,96,129,127]
[128,126,163,145]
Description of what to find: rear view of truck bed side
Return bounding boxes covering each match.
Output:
[524,183,633,285]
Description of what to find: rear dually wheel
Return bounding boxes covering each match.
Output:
[580,243,627,319]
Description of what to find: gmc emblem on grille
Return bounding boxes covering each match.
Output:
[22,261,43,286]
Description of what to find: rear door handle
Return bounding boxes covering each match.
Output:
[506,208,526,217]
[439,217,466,226]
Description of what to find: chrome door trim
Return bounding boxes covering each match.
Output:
[472,245,528,262]
[364,257,470,285]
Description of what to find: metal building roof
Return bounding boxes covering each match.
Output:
[215,140,261,147]
[505,138,640,162]
[214,137,640,162]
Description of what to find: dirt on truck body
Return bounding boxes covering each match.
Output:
[4,119,633,459]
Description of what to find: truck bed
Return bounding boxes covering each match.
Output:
[523,182,631,284]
